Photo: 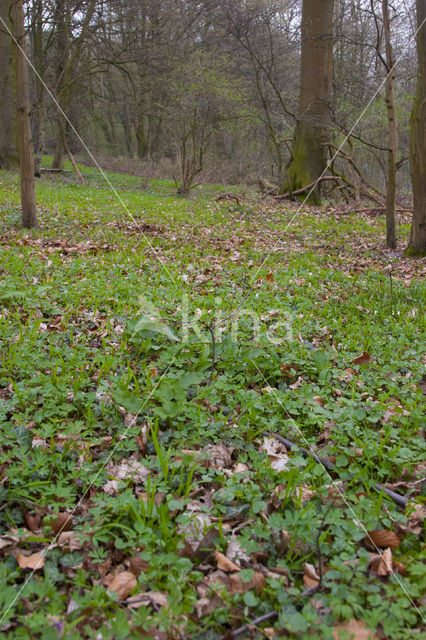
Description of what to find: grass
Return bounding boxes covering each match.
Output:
[0,161,425,639]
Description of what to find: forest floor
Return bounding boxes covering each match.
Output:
[0,163,425,640]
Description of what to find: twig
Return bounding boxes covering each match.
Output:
[214,194,244,206]
[301,501,336,597]
[221,611,278,639]
[342,207,412,215]
[264,432,408,508]
[200,321,216,384]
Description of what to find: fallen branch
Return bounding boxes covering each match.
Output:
[39,168,71,173]
[214,194,244,206]
[64,140,84,184]
[274,176,341,200]
[345,207,413,215]
[264,432,408,508]
[221,611,278,639]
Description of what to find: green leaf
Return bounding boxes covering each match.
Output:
[111,389,144,414]
[128,315,180,342]
[243,591,257,607]
[239,569,255,583]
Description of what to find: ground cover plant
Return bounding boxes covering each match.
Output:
[0,164,425,639]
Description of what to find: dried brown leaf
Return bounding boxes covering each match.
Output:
[203,443,233,469]
[57,531,84,550]
[364,530,400,550]
[313,396,325,407]
[351,351,371,365]
[215,549,241,572]
[376,548,393,577]
[332,619,377,639]
[229,571,266,594]
[108,459,150,484]
[303,562,320,589]
[24,512,41,533]
[125,591,168,609]
[50,512,73,536]
[16,551,45,570]
[104,571,137,600]
[129,556,149,577]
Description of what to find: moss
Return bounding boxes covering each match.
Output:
[280,122,327,205]
[404,245,426,257]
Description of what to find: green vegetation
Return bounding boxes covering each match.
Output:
[0,165,425,639]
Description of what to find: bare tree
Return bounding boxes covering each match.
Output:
[11,0,37,228]
[0,1,18,168]
[372,0,397,248]
[407,0,426,255]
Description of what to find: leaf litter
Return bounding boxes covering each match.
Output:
[0,173,424,639]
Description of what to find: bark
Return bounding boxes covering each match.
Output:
[407,0,426,256]
[382,0,398,249]
[52,0,68,169]
[31,0,45,177]
[11,0,37,228]
[0,1,18,168]
[136,108,149,159]
[280,0,334,204]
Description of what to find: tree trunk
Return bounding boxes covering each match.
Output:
[11,0,37,228]
[407,0,426,256]
[31,0,45,177]
[382,0,398,249]
[280,0,334,204]
[136,108,149,159]
[0,1,18,168]
[52,0,68,169]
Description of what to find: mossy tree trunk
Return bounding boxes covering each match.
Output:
[407,0,426,256]
[280,0,334,204]
[382,0,398,249]
[0,0,18,168]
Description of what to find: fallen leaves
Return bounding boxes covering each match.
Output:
[215,550,240,572]
[104,458,151,493]
[129,555,150,577]
[261,437,290,472]
[363,530,400,550]
[333,619,377,640]
[202,443,233,469]
[104,571,137,600]
[16,551,45,570]
[57,531,84,550]
[303,562,321,590]
[125,591,169,610]
[50,512,73,536]
[213,550,266,595]
[351,351,371,365]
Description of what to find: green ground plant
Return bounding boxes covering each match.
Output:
[0,162,424,639]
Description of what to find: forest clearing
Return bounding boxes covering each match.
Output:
[1,0,426,638]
